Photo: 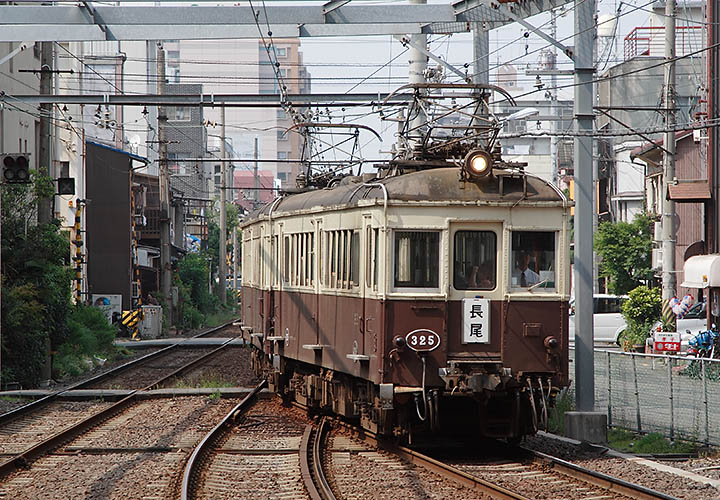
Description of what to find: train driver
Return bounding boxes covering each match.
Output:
[513,251,541,287]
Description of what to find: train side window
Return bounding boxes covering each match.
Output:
[453,231,496,290]
[510,231,556,290]
[373,228,379,290]
[394,231,439,288]
[309,232,315,286]
[350,231,359,286]
[283,236,290,283]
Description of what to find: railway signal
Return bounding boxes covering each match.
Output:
[1,153,31,184]
[57,177,75,195]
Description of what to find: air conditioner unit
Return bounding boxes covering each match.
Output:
[652,248,663,272]
[654,222,662,240]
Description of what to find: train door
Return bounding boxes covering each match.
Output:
[363,216,380,367]
[447,222,503,357]
[314,219,322,345]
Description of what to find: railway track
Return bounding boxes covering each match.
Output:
[331,421,680,500]
[0,321,244,482]
[182,382,321,499]
[0,319,239,422]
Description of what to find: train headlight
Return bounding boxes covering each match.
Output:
[464,150,493,179]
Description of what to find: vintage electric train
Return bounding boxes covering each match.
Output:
[240,84,571,441]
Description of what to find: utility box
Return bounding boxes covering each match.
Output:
[139,305,163,339]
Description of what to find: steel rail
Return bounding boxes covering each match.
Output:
[180,380,267,500]
[312,419,337,500]
[527,449,681,500]
[300,425,325,500]
[0,318,240,425]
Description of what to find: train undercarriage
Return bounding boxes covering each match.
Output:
[250,347,558,442]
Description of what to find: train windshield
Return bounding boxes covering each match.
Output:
[394,231,439,288]
[453,231,497,290]
[510,231,556,290]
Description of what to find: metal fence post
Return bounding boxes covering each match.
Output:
[632,353,642,433]
[702,358,709,447]
[667,357,674,442]
[607,350,612,428]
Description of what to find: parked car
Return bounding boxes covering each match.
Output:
[568,294,628,344]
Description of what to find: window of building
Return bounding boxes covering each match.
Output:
[169,106,190,121]
[453,231,496,290]
[510,231,556,290]
[277,47,287,57]
[277,172,287,182]
[394,231,439,288]
[278,151,288,160]
[277,109,287,120]
[277,130,288,141]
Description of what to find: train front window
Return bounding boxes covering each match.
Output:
[510,231,556,290]
[394,231,439,288]
[453,231,496,290]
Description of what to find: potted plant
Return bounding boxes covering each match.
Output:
[620,286,661,352]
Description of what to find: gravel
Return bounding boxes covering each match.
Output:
[0,400,113,454]
[0,395,241,500]
[327,429,493,500]
[161,346,260,389]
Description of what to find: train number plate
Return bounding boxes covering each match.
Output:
[405,329,441,352]
[462,298,490,344]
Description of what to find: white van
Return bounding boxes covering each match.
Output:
[568,294,628,344]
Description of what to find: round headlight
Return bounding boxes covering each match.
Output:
[464,150,493,179]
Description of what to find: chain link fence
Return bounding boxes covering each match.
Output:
[569,349,720,446]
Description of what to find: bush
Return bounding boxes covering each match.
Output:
[52,304,116,380]
[1,283,48,387]
[620,286,661,349]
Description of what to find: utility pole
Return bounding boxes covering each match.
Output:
[219,106,228,306]
[157,44,173,323]
[253,137,259,208]
[38,41,53,224]
[662,0,677,331]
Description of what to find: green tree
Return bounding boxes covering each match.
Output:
[595,212,653,295]
[1,174,72,386]
[620,285,661,349]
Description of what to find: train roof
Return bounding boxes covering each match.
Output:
[244,167,568,223]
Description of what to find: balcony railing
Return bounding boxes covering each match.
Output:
[624,26,703,61]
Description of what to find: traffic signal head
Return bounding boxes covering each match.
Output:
[2,154,31,184]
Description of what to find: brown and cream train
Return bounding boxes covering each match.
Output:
[240,164,571,441]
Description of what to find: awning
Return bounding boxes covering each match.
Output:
[668,180,711,202]
[680,254,720,288]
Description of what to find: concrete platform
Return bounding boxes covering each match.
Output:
[114,337,246,348]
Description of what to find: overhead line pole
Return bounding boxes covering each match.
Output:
[219,106,228,306]
[573,0,597,414]
[661,0,677,330]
